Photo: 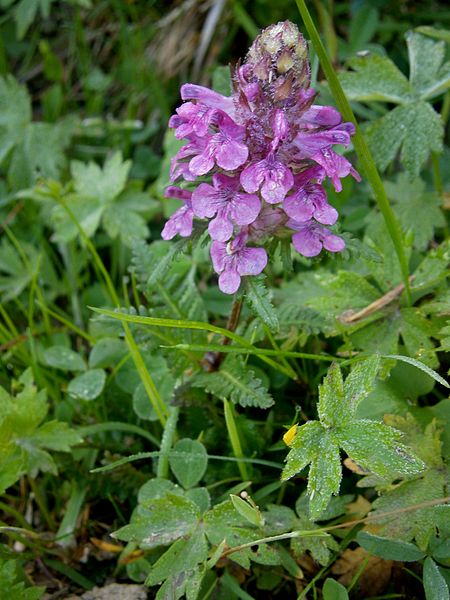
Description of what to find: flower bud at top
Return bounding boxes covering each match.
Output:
[243,21,310,104]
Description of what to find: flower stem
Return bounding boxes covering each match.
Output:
[202,296,243,371]
[295,0,411,305]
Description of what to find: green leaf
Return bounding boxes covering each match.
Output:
[43,346,86,372]
[281,421,324,481]
[0,560,45,599]
[0,370,82,492]
[406,31,450,99]
[356,531,426,561]
[193,356,274,409]
[322,578,349,600]
[339,53,412,103]
[0,75,31,162]
[423,558,450,600]
[67,369,106,401]
[307,431,342,519]
[145,530,208,587]
[291,510,339,566]
[369,469,447,551]
[230,495,263,528]
[385,174,445,251]
[366,102,443,176]
[338,420,425,478]
[383,355,449,388]
[169,439,208,489]
[71,151,131,205]
[344,356,381,414]
[318,363,345,427]
[102,205,148,247]
[114,494,200,548]
[89,338,127,368]
[51,196,104,243]
[245,275,279,332]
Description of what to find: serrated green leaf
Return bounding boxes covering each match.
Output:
[344,356,380,414]
[169,439,208,489]
[339,53,412,103]
[323,578,349,600]
[307,432,342,519]
[415,26,450,44]
[102,205,148,247]
[71,151,131,204]
[369,469,446,551]
[366,102,443,176]
[43,346,86,371]
[384,174,445,251]
[67,369,106,401]
[145,530,208,587]
[318,363,345,427]
[114,494,200,548]
[0,370,82,491]
[51,196,104,242]
[0,560,45,599]
[193,356,274,409]
[0,75,31,162]
[245,275,279,332]
[357,531,426,561]
[338,420,425,478]
[282,421,324,481]
[423,557,450,600]
[291,513,339,566]
[406,31,450,99]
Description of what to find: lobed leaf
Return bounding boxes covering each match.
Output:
[318,363,345,427]
[338,420,425,478]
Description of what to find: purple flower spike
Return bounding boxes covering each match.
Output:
[161,187,194,240]
[288,219,345,257]
[241,154,294,204]
[192,174,261,242]
[163,21,360,292]
[211,232,268,294]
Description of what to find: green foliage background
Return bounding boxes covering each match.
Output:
[0,1,449,598]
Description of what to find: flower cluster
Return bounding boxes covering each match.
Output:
[162,21,359,294]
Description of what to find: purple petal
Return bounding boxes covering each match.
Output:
[322,230,345,253]
[181,84,235,117]
[312,150,355,192]
[164,186,192,201]
[291,228,322,257]
[191,183,218,218]
[236,247,268,276]
[260,163,294,204]
[161,206,193,240]
[230,193,261,226]
[215,138,248,171]
[210,241,228,273]
[189,150,215,176]
[283,192,314,222]
[218,268,241,294]
[208,212,234,242]
[240,162,265,193]
[301,105,342,127]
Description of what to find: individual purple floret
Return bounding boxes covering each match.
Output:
[192,174,260,242]
[210,231,268,295]
[161,187,194,240]
[162,21,360,293]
